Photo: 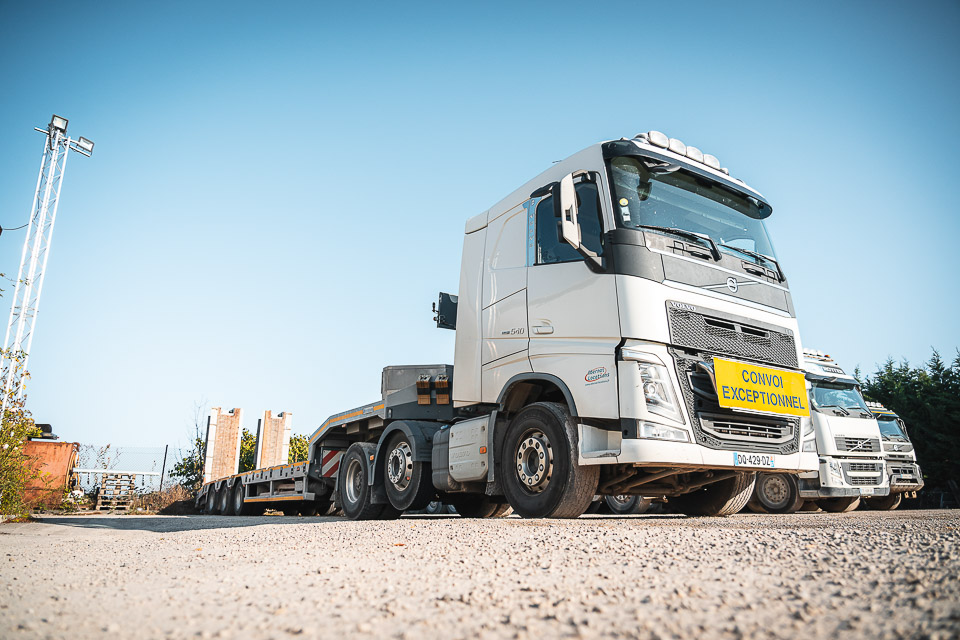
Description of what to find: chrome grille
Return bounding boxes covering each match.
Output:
[700,414,792,443]
[667,306,798,368]
[835,437,880,452]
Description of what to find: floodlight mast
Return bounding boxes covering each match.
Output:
[0,115,93,417]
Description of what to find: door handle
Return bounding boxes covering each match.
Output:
[532,325,554,335]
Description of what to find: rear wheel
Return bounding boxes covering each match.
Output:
[754,473,804,514]
[448,494,511,518]
[204,487,217,514]
[217,487,231,515]
[604,494,651,515]
[339,444,395,520]
[863,493,902,511]
[671,472,756,517]
[232,482,258,516]
[383,432,434,511]
[817,496,861,513]
[501,402,599,519]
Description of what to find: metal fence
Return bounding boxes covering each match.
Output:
[74,445,191,495]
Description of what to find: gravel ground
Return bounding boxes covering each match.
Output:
[1,510,958,639]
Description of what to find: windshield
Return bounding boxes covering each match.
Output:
[809,381,872,417]
[608,155,779,262]
[877,415,909,441]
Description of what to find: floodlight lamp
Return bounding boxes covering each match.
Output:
[77,137,95,154]
[49,115,68,133]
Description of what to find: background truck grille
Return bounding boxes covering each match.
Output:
[842,461,884,487]
[886,453,914,462]
[835,437,880,452]
[667,306,798,368]
[671,350,799,455]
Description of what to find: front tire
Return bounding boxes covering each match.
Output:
[383,432,434,511]
[863,493,902,511]
[501,402,599,519]
[817,496,861,512]
[671,472,756,517]
[753,473,804,514]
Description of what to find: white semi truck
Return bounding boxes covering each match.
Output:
[748,350,889,513]
[196,130,817,519]
[862,401,923,510]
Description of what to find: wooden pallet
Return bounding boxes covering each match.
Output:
[96,473,137,511]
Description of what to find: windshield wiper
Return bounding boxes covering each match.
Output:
[638,225,720,261]
[719,243,785,282]
[818,404,850,416]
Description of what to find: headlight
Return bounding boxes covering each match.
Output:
[803,439,817,452]
[622,349,683,423]
[638,421,690,442]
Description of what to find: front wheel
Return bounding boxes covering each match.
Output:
[604,494,651,515]
[817,496,861,513]
[671,472,756,517]
[863,493,902,511]
[501,402,598,519]
[753,473,804,514]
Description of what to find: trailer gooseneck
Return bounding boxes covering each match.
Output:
[197,130,818,519]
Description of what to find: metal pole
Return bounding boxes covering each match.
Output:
[159,445,169,493]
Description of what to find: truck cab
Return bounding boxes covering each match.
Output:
[443,131,817,517]
[796,350,889,511]
[863,401,923,510]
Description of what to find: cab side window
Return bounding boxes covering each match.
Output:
[534,181,604,265]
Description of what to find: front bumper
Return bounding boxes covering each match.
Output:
[889,463,924,492]
[797,458,890,498]
[609,436,817,472]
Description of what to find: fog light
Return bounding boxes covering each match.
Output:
[638,421,689,442]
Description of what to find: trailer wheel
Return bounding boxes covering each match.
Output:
[863,493,902,511]
[339,444,387,520]
[671,472,756,517]
[816,496,861,513]
[204,487,217,514]
[501,402,598,519]
[754,473,804,514]
[216,487,231,515]
[383,432,434,511]
[604,494,651,515]
[448,494,511,518]
[232,482,258,516]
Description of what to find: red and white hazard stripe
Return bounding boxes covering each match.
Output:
[320,450,342,477]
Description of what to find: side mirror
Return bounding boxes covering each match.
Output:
[558,173,580,249]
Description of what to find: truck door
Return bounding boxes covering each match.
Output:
[526,177,621,419]
[480,202,531,403]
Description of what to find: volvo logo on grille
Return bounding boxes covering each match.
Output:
[726,277,739,293]
[670,301,696,312]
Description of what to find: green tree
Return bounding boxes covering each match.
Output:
[0,350,40,516]
[238,429,256,472]
[170,401,207,493]
[859,349,960,490]
[288,434,308,463]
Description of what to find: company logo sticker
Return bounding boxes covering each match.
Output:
[585,367,611,386]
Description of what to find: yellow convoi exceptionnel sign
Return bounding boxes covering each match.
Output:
[713,357,809,418]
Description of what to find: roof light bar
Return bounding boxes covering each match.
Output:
[635,130,727,176]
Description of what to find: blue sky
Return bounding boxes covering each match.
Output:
[1,1,958,447]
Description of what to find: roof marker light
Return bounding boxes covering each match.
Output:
[685,146,704,163]
[703,154,721,170]
[668,138,686,155]
[647,130,669,148]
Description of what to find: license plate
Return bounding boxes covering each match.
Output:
[713,357,810,418]
[732,452,776,468]
[861,487,875,495]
